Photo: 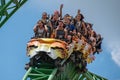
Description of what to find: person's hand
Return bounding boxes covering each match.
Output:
[70,31,72,33]
[78,9,80,14]
[60,4,63,9]
[73,31,76,35]
[77,32,80,36]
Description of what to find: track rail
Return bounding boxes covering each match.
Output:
[0,0,27,28]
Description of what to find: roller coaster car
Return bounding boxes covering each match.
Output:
[27,38,69,59]
[26,38,71,68]
[25,38,72,69]
[26,37,93,70]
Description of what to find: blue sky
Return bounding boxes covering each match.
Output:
[0,0,120,80]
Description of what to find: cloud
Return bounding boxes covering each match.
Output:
[101,29,120,67]
[108,42,120,67]
[94,19,120,67]
[92,5,120,67]
[111,48,120,66]
[101,30,120,67]
[102,26,120,67]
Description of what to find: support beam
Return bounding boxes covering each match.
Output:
[22,63,56,80]
[0,0,27,28]
[22,67,32,80]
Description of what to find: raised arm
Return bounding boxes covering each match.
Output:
[60,4,63,19]
[77,9,81,14]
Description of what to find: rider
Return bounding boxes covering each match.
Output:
[33,20,47,38]
[55,20,67,41]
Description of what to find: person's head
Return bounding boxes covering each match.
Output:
[90,30,94,36]
[37,20,44,28]
[76,14,84,21]
[97,34,101,38]
[87,23,93,30]
[92,30,97,37]
[53,14,58,20]
[67,35,72,40]
[53,10,59,20]
[63,14,70,21]
[66,17,71,25]
[77,32,81,37]
[54,10,59,15]
[64,14,70,18]
[58,20,64,27]
[42,12,47,19]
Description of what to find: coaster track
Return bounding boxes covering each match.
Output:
[23,62,107,80]
[0,0,27,28]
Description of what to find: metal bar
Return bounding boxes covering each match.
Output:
[79,74,85,80]
[32,68,46,75]
[37,68,54,74]
[22,67,32,80]
[83,72,93,80]
[7,6,16,10]
[72,73,80,80]
[48,68,58,80]
[0,0,12,13]
[19,0,22,3]
[0,16,2,20]
[0,0,27,28]
[88,71,108,80]
[32,75,49,80]
[28,73,48,76]
[23,63,56,80]
[1,0,5,6]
